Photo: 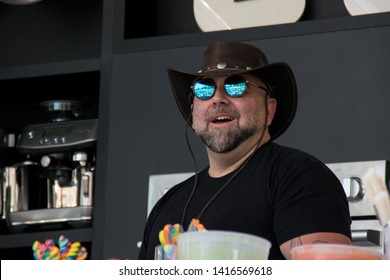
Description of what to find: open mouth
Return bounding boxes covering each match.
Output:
[212,116,233,123]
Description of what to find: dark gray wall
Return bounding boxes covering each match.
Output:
[102,23,390,259]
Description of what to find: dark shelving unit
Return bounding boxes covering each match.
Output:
[0,0,102,259]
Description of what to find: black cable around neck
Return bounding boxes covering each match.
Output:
[180,107,199,226]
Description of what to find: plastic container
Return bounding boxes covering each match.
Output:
[291,244,384,260]
[154,245,177,260]
[384,223,390,260]
[177,230,271,260]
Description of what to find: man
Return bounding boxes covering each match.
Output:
[138,41,351,259]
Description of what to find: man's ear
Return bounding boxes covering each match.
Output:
[267,98,277,126]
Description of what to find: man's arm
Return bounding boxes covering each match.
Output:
[280,232,352,259]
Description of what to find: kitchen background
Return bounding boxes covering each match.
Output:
[0,0,390,259]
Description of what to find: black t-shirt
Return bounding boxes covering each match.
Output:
[138,142,352,259]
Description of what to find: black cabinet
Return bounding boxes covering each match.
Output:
[0,0,102,259]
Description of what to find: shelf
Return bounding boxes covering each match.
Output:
[0,226,92,249]
[0,0,102,260]
[0,66,100,109]
[114,1,390,54]
[125,13,390,51]
[0,70,100,131]
[0,225,92,260]
[0,241,92,260]
[0,58,101,81]
[0,0,102,68]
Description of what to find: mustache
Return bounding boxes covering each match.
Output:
[205,105,239,121]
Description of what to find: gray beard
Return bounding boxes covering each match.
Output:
[198,125,257,153]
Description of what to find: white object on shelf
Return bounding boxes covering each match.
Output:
[193,0,306,32]
[147,172,194,217]
[344,0,390,15]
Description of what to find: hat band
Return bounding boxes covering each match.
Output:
[198,63,253,73]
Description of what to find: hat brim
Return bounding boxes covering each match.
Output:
[167,62,297,141]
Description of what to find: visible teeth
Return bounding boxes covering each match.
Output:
[216,116,231,121]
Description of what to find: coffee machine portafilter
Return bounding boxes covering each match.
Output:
[40,151,94,209]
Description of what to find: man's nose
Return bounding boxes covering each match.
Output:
[212,83,230,103]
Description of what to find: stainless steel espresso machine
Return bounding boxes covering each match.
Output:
[326,160,389,254]
[2,100,98,228]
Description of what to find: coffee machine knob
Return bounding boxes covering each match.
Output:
[40,155,51,167]
[342,177,364,202]
[73,152,87,165]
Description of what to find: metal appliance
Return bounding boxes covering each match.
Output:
[147,172,194,217]
[0,131,27,221]
[3,100,98,227]
[326,160,389,254]
[137,172,194,249]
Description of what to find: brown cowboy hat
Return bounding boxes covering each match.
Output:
[167,41,298,140]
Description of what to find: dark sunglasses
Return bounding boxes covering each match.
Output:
[191,75,269,100]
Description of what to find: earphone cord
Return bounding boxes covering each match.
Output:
[180,106,199,226]
[195,142,259,220]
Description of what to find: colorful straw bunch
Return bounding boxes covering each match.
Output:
[188,218,206,232]
[158,219,206,259]
[159,224,184,246]
[32,235,88,260]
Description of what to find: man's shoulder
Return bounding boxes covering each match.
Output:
[266,142,318,161]
[260,142,329,173]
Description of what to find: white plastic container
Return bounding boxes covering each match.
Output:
[177,230,271,260]
[384,223,390,260]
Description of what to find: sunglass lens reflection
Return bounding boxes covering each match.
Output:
[224,76,246,97]
[193,79,215,100]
